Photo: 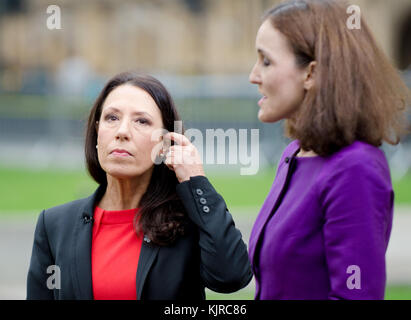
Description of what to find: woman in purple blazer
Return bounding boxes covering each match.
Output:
[248,0,410,299]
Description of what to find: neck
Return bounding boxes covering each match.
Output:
[98,170,153,210]
[296,148,318,158]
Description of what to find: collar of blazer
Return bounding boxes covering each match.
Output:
[72,184,160,300]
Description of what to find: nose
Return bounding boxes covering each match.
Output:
[249,62,261,85]
[116,119,131,141]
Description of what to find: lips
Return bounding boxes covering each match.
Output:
[110,148,132,156]
[258,96,267,107]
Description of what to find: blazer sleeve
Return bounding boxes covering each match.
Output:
[321,160,393,300]
[26,209,55,300]
[176,175,253,293]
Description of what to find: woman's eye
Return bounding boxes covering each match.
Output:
[136,118,150,125]
[263,57,270,66]
[105,114,118,121]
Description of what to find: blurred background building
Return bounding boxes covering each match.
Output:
[1,0,411,77]
[0,0,410,171]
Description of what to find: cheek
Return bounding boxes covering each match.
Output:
[96,130,110,159]
[134,130,161,159]
[264,67,292,99]
[139,137,156,158]
[96,127,111,145]
[262,68,305,120]
[276,69,304,101]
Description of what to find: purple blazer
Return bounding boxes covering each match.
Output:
[249,140,394,300]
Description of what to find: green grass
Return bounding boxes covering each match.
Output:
[206,286,411,300]
[393,173,411,204]
[384,286,411,300]
[0,165,275,213]
[206,288,255,300]
[0,166,410,213]
[207,170,275,209]
[0,166,97,212]
[0,166,410,300]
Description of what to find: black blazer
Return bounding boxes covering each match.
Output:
[26,176,252,300]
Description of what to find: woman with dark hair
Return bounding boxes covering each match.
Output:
[248,0,410,300]
[26,72,252,300]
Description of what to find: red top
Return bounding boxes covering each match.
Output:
[91,206,143,300]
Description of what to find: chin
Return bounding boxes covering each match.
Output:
[107,163,154,180]
[103,164,136,179]
[107,170,136,180]
[258,110,280,123]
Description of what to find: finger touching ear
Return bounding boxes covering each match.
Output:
[164,132,190,146]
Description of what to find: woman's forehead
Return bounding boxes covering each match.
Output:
[102,84,160,116]
[256,20,287,51]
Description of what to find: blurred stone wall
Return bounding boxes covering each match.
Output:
[0,0,410,92]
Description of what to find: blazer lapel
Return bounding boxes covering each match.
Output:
[71,184,106,300]
[136,238,160,300]
[70,184,160,300]
[248,142,300,266]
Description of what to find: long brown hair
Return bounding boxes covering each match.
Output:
[85,72,186,246]
[263,0,410,156]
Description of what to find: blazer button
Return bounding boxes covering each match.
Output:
[199,197,207,204]
[196,189,203,195]
[285,157,290,163]
[202,206,210,213]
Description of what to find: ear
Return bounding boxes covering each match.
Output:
[303,61,317,90]
[95,120,99,132]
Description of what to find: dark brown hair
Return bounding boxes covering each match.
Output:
[263,0,410,156]
[85,72,186,246]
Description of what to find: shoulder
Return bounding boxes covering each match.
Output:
[41,190,97,230]
[44,195,90,217]
[319,141,391,191]
[324,141,389,173]
[330,141,385,161]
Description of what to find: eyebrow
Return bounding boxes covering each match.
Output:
[257,48,276,64]
[257,48,270,58]
[103,106,153,119]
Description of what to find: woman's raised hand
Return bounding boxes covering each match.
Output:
[163,132,205,183]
